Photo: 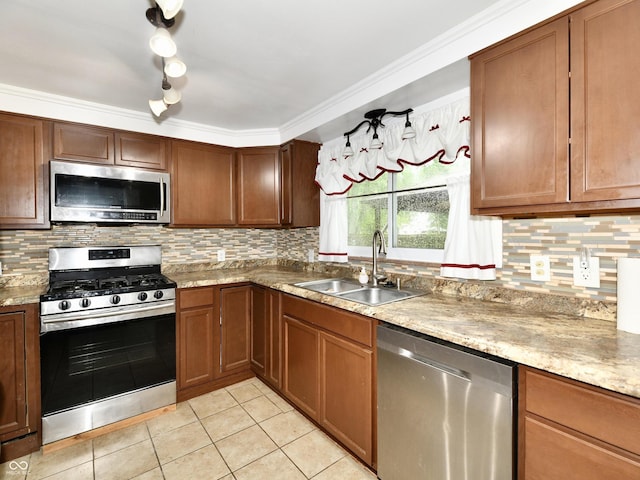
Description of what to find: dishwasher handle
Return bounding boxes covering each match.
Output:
[378,339,471,382]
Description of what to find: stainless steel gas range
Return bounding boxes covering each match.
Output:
[39,245,176,444]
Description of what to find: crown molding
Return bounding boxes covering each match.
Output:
[278,0,583,142]
[0,83,281,148]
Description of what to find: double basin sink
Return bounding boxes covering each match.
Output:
[293,277,426,306]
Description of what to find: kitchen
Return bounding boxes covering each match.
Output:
[2,0,640,479]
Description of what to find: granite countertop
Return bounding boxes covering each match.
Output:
[3,266,639,399]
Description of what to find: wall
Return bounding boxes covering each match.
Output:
[0,224,318,285]
[2,215,638,306]
[350,215,640,307]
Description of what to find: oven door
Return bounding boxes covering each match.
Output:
[40,313,176,443]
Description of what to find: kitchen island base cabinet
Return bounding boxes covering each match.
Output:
[282,294,375,467]
[177,285,252,402]
[0,304,40,463]
[519,366,640,479]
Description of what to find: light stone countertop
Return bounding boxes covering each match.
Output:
[3,266,639,399]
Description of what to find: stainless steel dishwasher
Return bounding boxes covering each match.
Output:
[377,324,516,480]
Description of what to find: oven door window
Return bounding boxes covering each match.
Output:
[40,314,175,416]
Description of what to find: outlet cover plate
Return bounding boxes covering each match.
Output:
[573,256,600,288]
[217,249,226,262]
[530,255,551,281]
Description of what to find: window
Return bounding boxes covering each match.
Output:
[347,159,468,262]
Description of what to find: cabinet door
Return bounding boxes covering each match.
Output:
[570,0,640,203]
[237,147,280,225]
[220,286,251,374]
[0,311,27,439]
[53,122,114,164]
[250,286,267,376]
[470,17,569,211]
[0,114,49,229]
[288,140,321,227]
[267,289,281,388]
[115,132,167,171]
[171,140,236,226]
[320,331,373,464]
[177,306,217,389]
[283,314,319,419]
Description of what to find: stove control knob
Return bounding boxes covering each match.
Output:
[81,298,91,308]
[154,290,164,300]
[138,292,148,301]
[110,295,121,305]
[59,300,71,311]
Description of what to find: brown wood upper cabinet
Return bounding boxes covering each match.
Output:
[280,140,320,227]
[0,113,50,229]
[170,140,236,226]
[237,147,281,225]
[53,122,167,170]
[471,0,640,216]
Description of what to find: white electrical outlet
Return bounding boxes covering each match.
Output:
[0,261,2,276]
[530,255,551,281]
[217,249,226,262]
[573,256,600,288]
[307,249,314,263]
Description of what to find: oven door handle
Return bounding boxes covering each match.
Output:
[41,301,175,333]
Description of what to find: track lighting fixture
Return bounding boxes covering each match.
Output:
[342,108,414,156]
[146,2,186,117]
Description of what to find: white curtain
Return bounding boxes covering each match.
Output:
[315,98,471,195]
[318,192,349,262]
[440,173,503,280]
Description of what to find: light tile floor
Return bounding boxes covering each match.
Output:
[0,377,377,480]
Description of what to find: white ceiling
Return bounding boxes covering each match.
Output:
[1,0,583,146]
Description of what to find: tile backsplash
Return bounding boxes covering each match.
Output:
[0,224,318,284]
[1,215,639,306]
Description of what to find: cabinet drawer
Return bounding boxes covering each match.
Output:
[524,368,640,456]
[282,294,374,347]
[523,416,640,480]
[179,287,215,309]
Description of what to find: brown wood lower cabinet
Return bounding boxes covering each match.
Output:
[0,304,40,462]
[281,294,375,467]
[250,286,281,389]
[519,366,640,479]
[177,284,252,401]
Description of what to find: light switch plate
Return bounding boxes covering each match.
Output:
[217,249,225,262]
[530,255,551,281]
[307,249,314,263]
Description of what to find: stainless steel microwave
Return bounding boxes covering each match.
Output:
[50,160,171,224]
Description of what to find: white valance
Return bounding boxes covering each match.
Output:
[315,97,470,195]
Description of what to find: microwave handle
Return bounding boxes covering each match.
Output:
[159,177,165,212]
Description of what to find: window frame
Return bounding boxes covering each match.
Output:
[346,172,447,264]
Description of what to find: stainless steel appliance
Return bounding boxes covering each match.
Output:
[49,160,171,224]
[377,324,516,480]
[39,245,176,444]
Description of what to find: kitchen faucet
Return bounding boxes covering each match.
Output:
[371,229,387,286]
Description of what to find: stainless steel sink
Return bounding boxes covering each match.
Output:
[294,278,425,306]
[338,287,424,306]
[294,278,366,294]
